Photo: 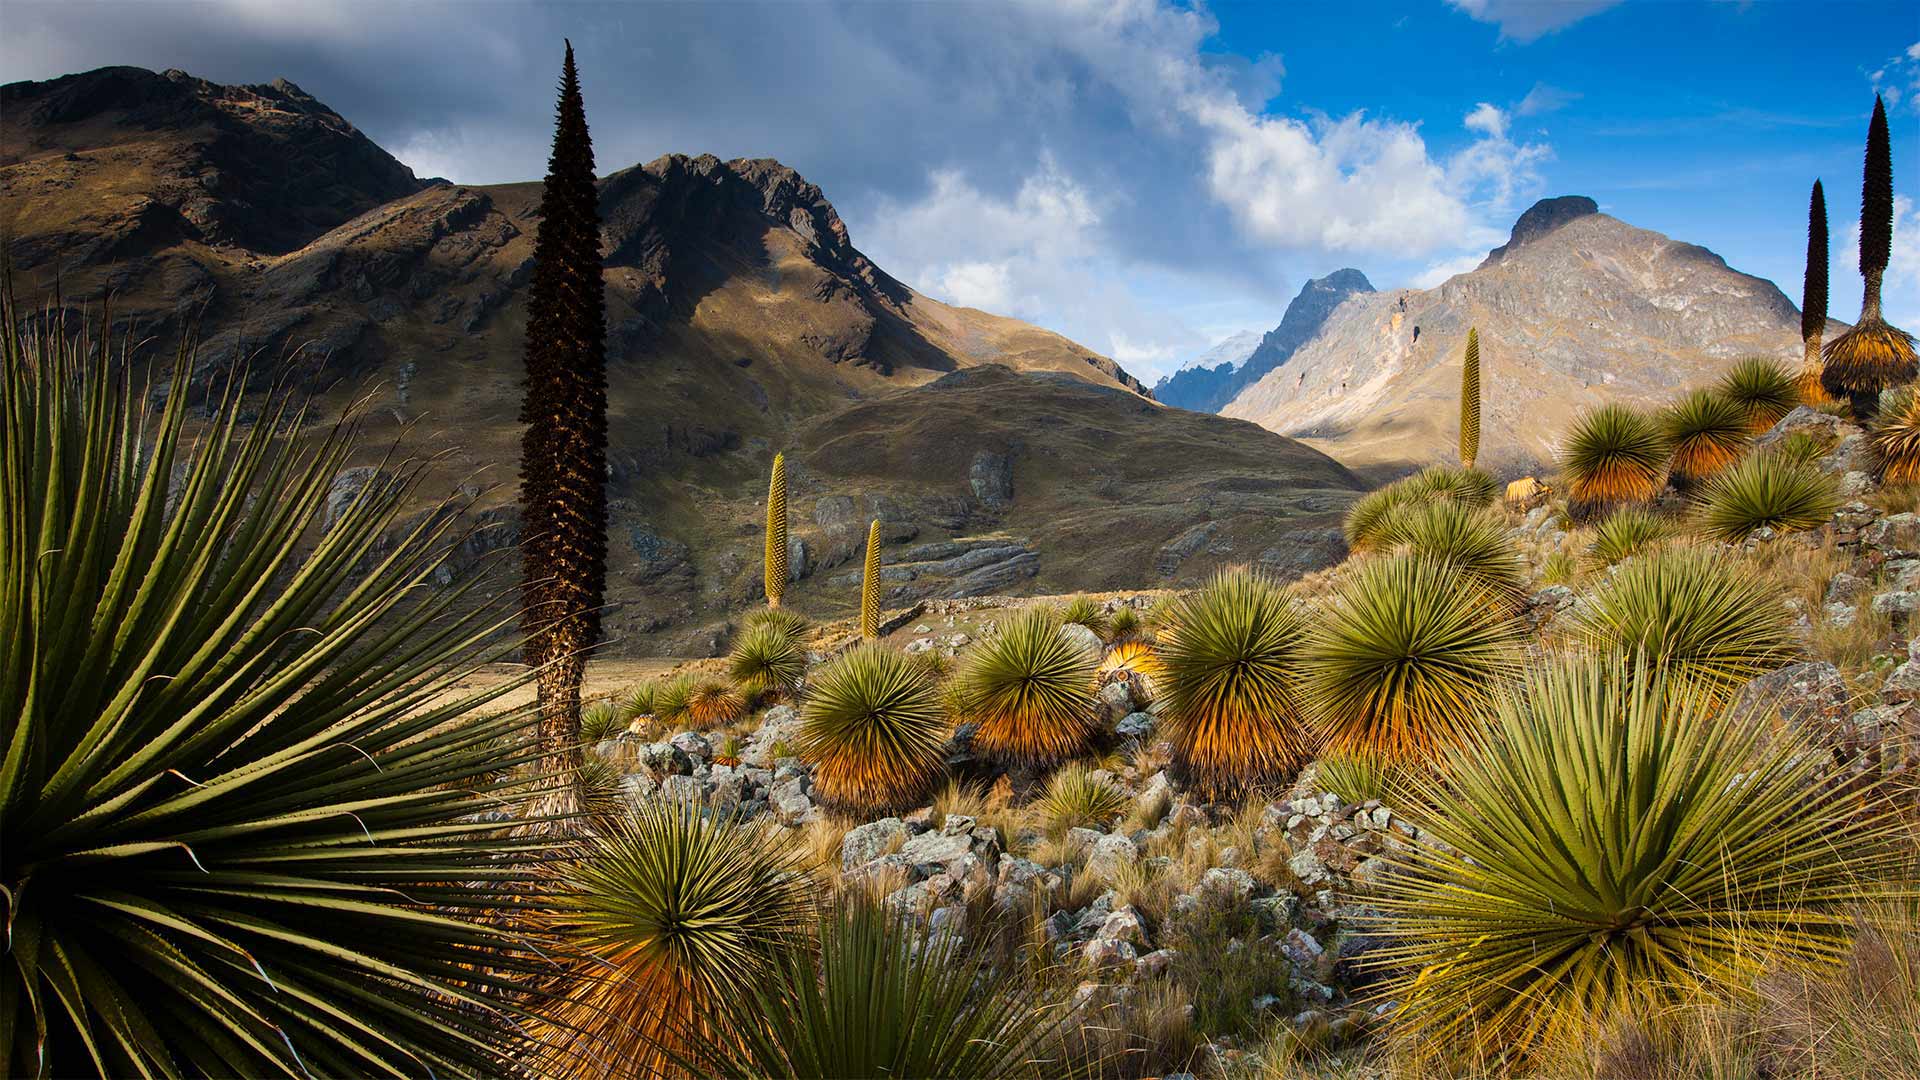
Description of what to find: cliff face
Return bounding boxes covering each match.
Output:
[1154,269,1373,413]
[1221,198,1842,474]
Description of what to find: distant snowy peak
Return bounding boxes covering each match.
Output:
[1178,329,1264,373]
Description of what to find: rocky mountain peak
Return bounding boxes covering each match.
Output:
[1154,268,1373,414]
[1480,195,1600,267]
[3,66,423,255]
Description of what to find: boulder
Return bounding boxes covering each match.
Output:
[842,818,910,871]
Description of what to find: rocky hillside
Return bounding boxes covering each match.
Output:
[1154,269,1373,414]
[2,65,1359,654]
[1221,197,1844,475]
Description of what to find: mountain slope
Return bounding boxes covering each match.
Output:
[1154,269,1373,413]
[1221,197,1839,474]
[1,65,1357,654]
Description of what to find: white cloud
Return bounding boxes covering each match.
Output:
[1869,42,1920,112]
[1446,0,1624,42]
[1410,252,1487,289]
[1515,82,1579,116]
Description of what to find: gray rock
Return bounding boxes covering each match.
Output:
[899,829,974,874]
[1288,847,1330,887]
[1094,906,1147,948]
[969,451,1014,509]
[1826,572,1866,603]
[1083,936,1138,966]
[669,731,712,761]
[1085,833,1138,880]
[1116,711,1158,739]
[842,818,910,871]
[1201,866,1257,902]
[1156,522,1218,577]
[1872,591,1920,620]
[1059,622,1104,659]
[641,742,692,776]
[1134,947,1178,979]
[659,774,704,803]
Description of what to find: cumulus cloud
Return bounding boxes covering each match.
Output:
[1868,42,1920,112]
[1411,252,1489,289]
[1446,0,1624,42]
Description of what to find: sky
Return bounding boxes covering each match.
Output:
[4,0,1917,382]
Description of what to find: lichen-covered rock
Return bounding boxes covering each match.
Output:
[842,818,909,871]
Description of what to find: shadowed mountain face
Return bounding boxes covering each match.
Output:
[1221,196,1839,476]
[2,65,1358,654]
[1153,269,1374,413]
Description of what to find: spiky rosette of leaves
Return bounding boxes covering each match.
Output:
[1344,482,1423,552]
[1153,569,1313,796]
[1694,451,1842,541]
[1559,403,1668,517]
[1571,545,1797,696]
[1036,762,1132,835]
[617,682,657,724]
[765,452,789,607]
[1404,463,1501,508]
[955,608,1100,764]
[1659,388,1752,484]
[653,675,696,728]
[1099,638,1164,682]
[1366,654,1906,1068]
[1715,356,1801,434]
[1302,555,1523,765]
[729,620,808,699]
[797,644,949,813]
[1372,500,1526,609]
[1315,752,1405,808]
[1460,327,1482,469]
[1059,594,1112,638]
[745,605,813,641]
[859,518,883,640]
[683,897,1069,1079]
[1,299,550,1078]
[687,677,747,729]
[1107,605,1144,642]
[580,699,623,743]
[1584,507,1674,568]
[529,802,811,1078]
[1868,385,1920,485]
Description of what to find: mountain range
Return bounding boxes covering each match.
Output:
[1,65,1362,654]
[1154,269,1374,414]
[1216,197,1840,474]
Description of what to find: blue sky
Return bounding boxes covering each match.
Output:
[4,0,1915,381]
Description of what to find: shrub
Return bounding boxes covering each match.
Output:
[1540,550,1578,585]
[765,451,790,607]
[745,605,813,642]
[531,802,810,1077]
[1869,385,1920,485]
[954,607,1100,764]
[688,898,1070,1078]
[1404,463,1501,508]
[1659,388,1751,485]
[1108,605,1144,642]
[688,677,748,728]
[1585,507,1674,568]
[0,309,546,1076]
[1715,356,1801,433]
[798,643,948,813]
[1559,403,1668,517]
[1059,593,1112,638]
[1343,482,1423,552]
[1822,97,1918,418]
[618,681,657,724]
[1372,500,1526,608]
[1571,546,1797,696]
[1154,570,1313,796]
[1099,638,1164,682]
[581,699,624,742]
[653,675,696,728]
[1035,762,1131,835]
[1694,451,1841,541]
[729,619,808,699]
[1302,555,1523,764]
[1367,655,1906,1068]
